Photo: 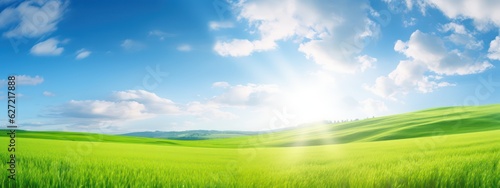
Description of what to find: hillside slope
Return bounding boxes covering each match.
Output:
[4,104,500,148]
[240,104,500,147]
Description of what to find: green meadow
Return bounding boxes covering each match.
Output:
[2,104,500,187]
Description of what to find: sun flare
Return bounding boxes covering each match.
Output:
[284,83,336,124]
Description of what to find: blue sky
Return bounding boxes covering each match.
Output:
[1,0,500,133]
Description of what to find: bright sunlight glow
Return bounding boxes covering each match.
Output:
[284,82,336,124]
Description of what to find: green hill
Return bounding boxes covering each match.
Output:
[6,104,500,148]
[242,104,500,147]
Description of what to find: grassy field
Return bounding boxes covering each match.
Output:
[1,104,500,187]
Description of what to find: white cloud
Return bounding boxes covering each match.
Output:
[49,90,182,125]
[403,17,417,27]
[365,60,453,100]
[0,75,44,86]
[214,39,264,57]
[0,0,67,38]
[394,39,407,52]
[360,98,388,116]
[212,81,230,88]
[424,0,500,30]
[121,39,144,51]
[395,31,445,63]
[395,30,491,75]
[54,100,148,120]
[441,22,466,34]
[15,75,44,85]
[186,101,237,119]
[177,44,192,52]
[209,21,234,30]
[75,48,91,60]
[211,82,280,107]
[383,0,414,12]
[48,89,241,127]
[148,30,173,40]
[365,76,400,100]
[185,82,283,120]
[487,36,500,60]
[43,91,55,97]
[357,55,377,72]
[214,0,379,73]
[30,38,63,56]
[440,22,483,50]
[113,90,181,114]
[366,30,491,100]
[447,34,483,50]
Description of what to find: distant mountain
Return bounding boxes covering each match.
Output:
[122,130,263,140]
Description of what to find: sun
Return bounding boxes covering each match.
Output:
[283,83,336,125]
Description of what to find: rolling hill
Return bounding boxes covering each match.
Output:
[239,104,500,147]
[7,104,500,148]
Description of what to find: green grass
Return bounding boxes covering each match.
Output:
[1,104,500,187]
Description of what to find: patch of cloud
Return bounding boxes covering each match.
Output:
[177,44,192,52]
[365,60,453,100]
[211,83,280,107]
[0,0,68,38]
[214,0,379,73]
[112,90,181,114]
[440,22,483,50]
[148,30,173,40]
[186,101,237,119]
[52,100,149,120]
[383,0,414,13]
[394,30,491,75]
[487,36,500,60]
[366,30,490,100]
[43,91,55,97]
[47,89,241,127]
[403,17,417,27]
[15,75,44,85]
[357,55,377,72]
[48,90,181,123]
[214,39,270,57]
[212,81,230,88]
[0,75,44,87]
[209,21,234,30]
[441,22,467,34]
[359,98,388,116]
[75,48,91,60]
[121,39,145,51]
[423,0,500,31]
[30,38,63,56]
